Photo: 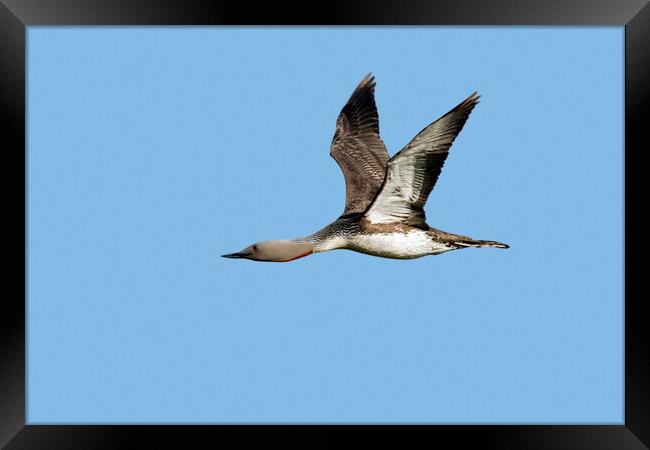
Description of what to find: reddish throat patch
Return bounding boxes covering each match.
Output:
[282,250,313,262]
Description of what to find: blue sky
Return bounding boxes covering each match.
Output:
[27,27,623,423]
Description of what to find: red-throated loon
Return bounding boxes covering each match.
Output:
[222,74,508,262]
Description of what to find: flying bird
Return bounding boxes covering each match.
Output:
[223,74,508,262]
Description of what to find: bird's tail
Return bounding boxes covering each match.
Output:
[454,239,509,249]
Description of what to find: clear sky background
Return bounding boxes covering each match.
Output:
[27,27,623,423]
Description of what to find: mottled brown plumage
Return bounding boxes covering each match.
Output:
[330,74,390,215]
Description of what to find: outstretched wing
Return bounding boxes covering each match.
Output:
[364,92,479,229]
[330,74,390,216]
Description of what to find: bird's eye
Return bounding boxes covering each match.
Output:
[253,245,258,252]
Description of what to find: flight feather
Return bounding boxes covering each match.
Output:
[364,92,479,228]
[330,74,390,215]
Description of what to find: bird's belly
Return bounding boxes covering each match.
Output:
[348,231,452,259]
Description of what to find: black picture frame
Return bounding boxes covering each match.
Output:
[3,1,647,448]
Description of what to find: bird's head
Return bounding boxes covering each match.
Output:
[222,240,314,262]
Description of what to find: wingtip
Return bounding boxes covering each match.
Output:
[347,73,377,100]
[358,72,376,89]
[458,91,480,111]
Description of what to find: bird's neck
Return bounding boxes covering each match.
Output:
[268,239,315,262]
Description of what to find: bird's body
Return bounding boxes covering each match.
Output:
[306,214,505,260]
[324,226,454,259]
[223,74,508,263]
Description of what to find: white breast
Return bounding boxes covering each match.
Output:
[348,231,452,259]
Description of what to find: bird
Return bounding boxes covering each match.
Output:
[222,74,508,262]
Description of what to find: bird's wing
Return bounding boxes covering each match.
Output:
[363,92,479,229]
[330,74,390,216]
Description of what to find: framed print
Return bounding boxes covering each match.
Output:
[2,0,648,448]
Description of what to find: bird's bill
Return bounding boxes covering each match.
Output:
[221,251,252,259]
